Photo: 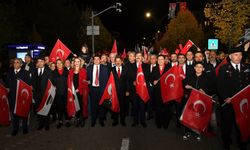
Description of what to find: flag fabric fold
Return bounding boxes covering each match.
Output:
[180,89,213,134]
[0,84,11,125]
[14,80,32,118]
[136,64,150,103]
[99,72,120,113]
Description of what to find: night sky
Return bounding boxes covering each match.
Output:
[91,0,207,46]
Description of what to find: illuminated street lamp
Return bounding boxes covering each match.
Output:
[145,12,151,18]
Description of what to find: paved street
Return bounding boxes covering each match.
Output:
[0,115,248,150]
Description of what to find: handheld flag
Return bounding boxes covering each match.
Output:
[49,39,72,62]
[0,84,11,125]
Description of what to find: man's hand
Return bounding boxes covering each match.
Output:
[224,98,232,104]
[153,80,158,85]
[125,92,130,96]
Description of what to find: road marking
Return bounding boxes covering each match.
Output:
[120,138,130,150]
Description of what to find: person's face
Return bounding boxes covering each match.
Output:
[158,56,165,66]
[74,58,81,68]
[170,54,177,62]
[13,59,22,69]
[50,64,56,71]
[195,53,203,62]
[150,55,157,65]
[115,58,122,67]
[109,53,116,63]
[219,53,225,60]
[194,64,204,74]
[186,51,194,61]
[64,60,71,68]
[178,55,186,65]
[209,51,217,61]
[56,60,63,70]
[81,46,87,53]
[44,56,49,64]
[229,52,242,64]
[37,59,45,68]
[136,53,143,63]
[101,55,108,64]
[24,56,31,63]
[205,50,210,58]
[93,57,101,65]
[128,53,136,63]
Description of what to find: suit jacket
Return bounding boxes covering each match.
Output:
[125,62,150,97]
[217,63,250,104]
[87,64,109,95]
[22,62,36,73]
[52,68,68,96]
[5,68,31,111]
[32,66,52,107]
[150,65,171,104]
[111,66,127,101]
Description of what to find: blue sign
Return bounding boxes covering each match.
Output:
[208,39,218,50]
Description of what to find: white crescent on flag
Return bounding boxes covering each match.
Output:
[56,49,65,59]
[108,84,112,96]
[136,72,144,85]
[193,100,206,116]
[164,73,175,88]
[21,89,29,104]
[240,98,249,114]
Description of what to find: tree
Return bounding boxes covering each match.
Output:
[204,0,250,49]
[157,9,204,52]
[77,6,113,54]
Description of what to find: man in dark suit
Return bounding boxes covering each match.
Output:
[150,55,171,129]
[32,57,52,131]
[208,51,220,68]
[22,54,36,74]
[126,52,150,127]
[217,46,250,150]
[111,56,128,126]
[87,55,109,127]
[6,58,31,136]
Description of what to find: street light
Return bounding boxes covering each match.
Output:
[145,12,151,18]
[90,2,122,55]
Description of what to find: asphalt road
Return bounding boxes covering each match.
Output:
[0,115,249,150]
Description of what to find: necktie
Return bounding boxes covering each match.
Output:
[95,66,99,86]
[236,65,240,73]
[39,68,42,76]
[118,67,121,78]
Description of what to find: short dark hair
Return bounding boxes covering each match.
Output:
[157,55,165,59]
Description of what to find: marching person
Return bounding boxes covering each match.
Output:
[182,62,212,141]
[111,56,128,126]
[87,55,109,127]
[6,58,31,136]
[150,55,171,129]
[32,57,52,131]
[67,57,87,127]
[126,52,150,127]
[52,59,70,128]
[217,46,250,150]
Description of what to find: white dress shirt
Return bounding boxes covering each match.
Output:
[231,62,241,72]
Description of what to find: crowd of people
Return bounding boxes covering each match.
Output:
[0,43,250,150]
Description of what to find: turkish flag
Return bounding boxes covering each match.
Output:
[180,40,193,55]
[179,44,183,50]
[67,81,80,118]
[180,89,213,133]
[49,39,72,62]
[36,80,56,116]
[121,48,127,59]
[111,40,118,54]
[99,72,120,113]
[231,85,250,142]
[0,84,11,126]
[82,80,89,118]
[136,64,150,103]
[160,65,185,103]
[215,58,228,76]
[14,80,32,118]
[161,48,169,56]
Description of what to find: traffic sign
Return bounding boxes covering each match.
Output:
[87,26,100,35]
[208,39,218,50]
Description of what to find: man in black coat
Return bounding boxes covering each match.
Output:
[111,56,128,126]
[32,57,52,130]
[87,55,109,127]
[217,46,250,150]
[21,54,36,74]
[126,52,150,127]
[6,58,31,136]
